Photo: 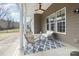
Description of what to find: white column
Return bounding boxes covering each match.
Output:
[23,4,27,33]
[19,4,24,50]
[22,4,28,46]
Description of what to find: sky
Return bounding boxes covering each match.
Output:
[0,0,77,3]
[0,3,20,22]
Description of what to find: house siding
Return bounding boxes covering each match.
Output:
[0,20,19,30]
[41,3,79,47]
[0,20,8,29]
[34,14,42,34]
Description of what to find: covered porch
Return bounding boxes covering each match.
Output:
[19,3,79,56]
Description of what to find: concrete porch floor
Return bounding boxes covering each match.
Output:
[0,32,24,56]
[4,39,79,56]
[1,34,79,56]
[25,42,79,56]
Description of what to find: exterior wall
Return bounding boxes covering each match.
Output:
[34,14,42,34]
[31,15,34,34]
[0,20,8,29]
[0,20,19,30]
[13,22,19,28]
[41,3,79,47]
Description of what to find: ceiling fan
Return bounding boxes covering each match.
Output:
[35,3,45,12]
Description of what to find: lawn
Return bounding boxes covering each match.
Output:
[0,28,19,33]
[0,29,19,40]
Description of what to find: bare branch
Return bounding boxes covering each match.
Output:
[0,4,11,19]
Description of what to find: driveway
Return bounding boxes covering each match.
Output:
[0,32,21,56]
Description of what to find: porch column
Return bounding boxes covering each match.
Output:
[23,4,27,33]
[19,4,24,50]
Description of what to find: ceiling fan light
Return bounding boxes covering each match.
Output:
[36,10,44,14]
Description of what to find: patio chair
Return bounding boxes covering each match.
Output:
[24,32,34,44]
[24,31,64,54]
[24,32,42,44]
[24,31,43,54]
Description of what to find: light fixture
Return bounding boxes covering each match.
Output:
[35,10,44,14]
[73,9,79,14]
[35,3,45,14]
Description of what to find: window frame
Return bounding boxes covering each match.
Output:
[56,7,66,34]
[46,17,50,30]
[46,7,66,35]
[49,13,56,32]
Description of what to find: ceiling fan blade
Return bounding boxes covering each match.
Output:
[40,9,45,11]
[35,9,39,11]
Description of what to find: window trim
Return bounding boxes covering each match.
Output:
[46,17,50,30]
[56,7,66,34]
[46,7,66,35]
[48,13,56,32]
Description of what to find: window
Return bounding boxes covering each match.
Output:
[56,8,66,33]
[51,21,55,31]
[50,17,55,31]
[47,18,49,30]
[46,7,66,34]
[57,20,65,32]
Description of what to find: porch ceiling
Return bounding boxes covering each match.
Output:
[26,3,52,17]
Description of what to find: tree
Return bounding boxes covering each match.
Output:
[0,4,13,30]
[0,4,10,19]
[0,4,19,30]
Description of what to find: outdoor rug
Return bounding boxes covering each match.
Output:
[24,35,64,54]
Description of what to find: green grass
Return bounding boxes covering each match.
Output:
[0,29,19,40]
[0,28,19,33]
